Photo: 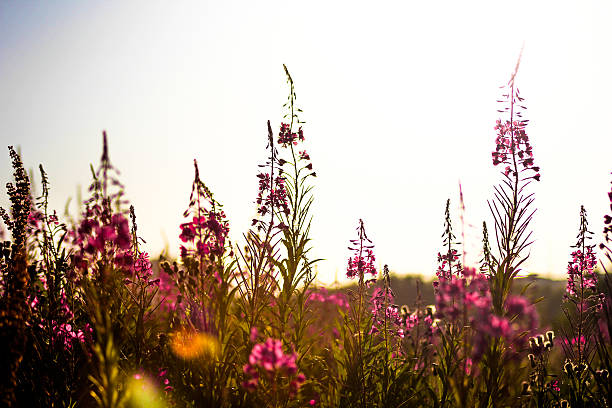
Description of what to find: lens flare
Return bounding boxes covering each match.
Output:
[126,374,165,408]
[170,328,220,360]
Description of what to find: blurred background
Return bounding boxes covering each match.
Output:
[1,0,611,284]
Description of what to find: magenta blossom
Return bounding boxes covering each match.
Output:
[242,338,306,397]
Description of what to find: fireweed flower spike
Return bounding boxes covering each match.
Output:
[486,55,541,336]
[481,56,543,405]
[179,159,230,263]
[346,219,376,281]
[343,219,377,407]
[242,338,306,399]
[560,205,601,399]
[435,199,462,286]
[252,120,290,232]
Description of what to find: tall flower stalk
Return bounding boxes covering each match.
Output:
[482,55,541,405]
[274,65,319,354]
[341,219,376,408]
[560,206,602,407]
[234,120,285,340]
[0,146,32,406]
[595,173,612,405]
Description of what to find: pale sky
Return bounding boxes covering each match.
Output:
[1,0,611,284]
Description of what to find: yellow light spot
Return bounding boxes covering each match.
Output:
[170,328,220,360]
[126,374,165,408]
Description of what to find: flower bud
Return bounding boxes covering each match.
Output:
[529,337,536,350]
[528,354,536,368]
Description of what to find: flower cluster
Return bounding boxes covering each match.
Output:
[52,320,93,350]
[346,219,377,280]
[491,119,540,181]
[435,267,538,361]
[435,249,461,282]
[435,267,491,323]
[370,287,404,338]
[403,305,438,340]
[29,283,93,350]
[180,159,230,261]
[254,173,290,220]
[347,249,376,279]
[566,247,598,298]
[179,212,229,259]
[564,206,603,312]
[307,287,349,310]
[434,199,462,285]
[70,203,132,274]
[242,338,306,397]
[125,251,160,288]
[277,123,304,147]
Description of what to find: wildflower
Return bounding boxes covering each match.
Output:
[491,115,540,181]
[179,161,230,262]
[277,123,305,147]
[242,338,305,397]
[549,380,560,392]
[346,219,376,279]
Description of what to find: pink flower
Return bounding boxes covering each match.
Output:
[277,123,305,147]
[242,338,305,398]
[491,90,540,181]
[346,220,376,279]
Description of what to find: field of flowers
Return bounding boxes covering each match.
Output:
[0,63,611,408]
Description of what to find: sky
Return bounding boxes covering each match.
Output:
[1,0,611,284]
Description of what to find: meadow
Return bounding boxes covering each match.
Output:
[0,64,611,408]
